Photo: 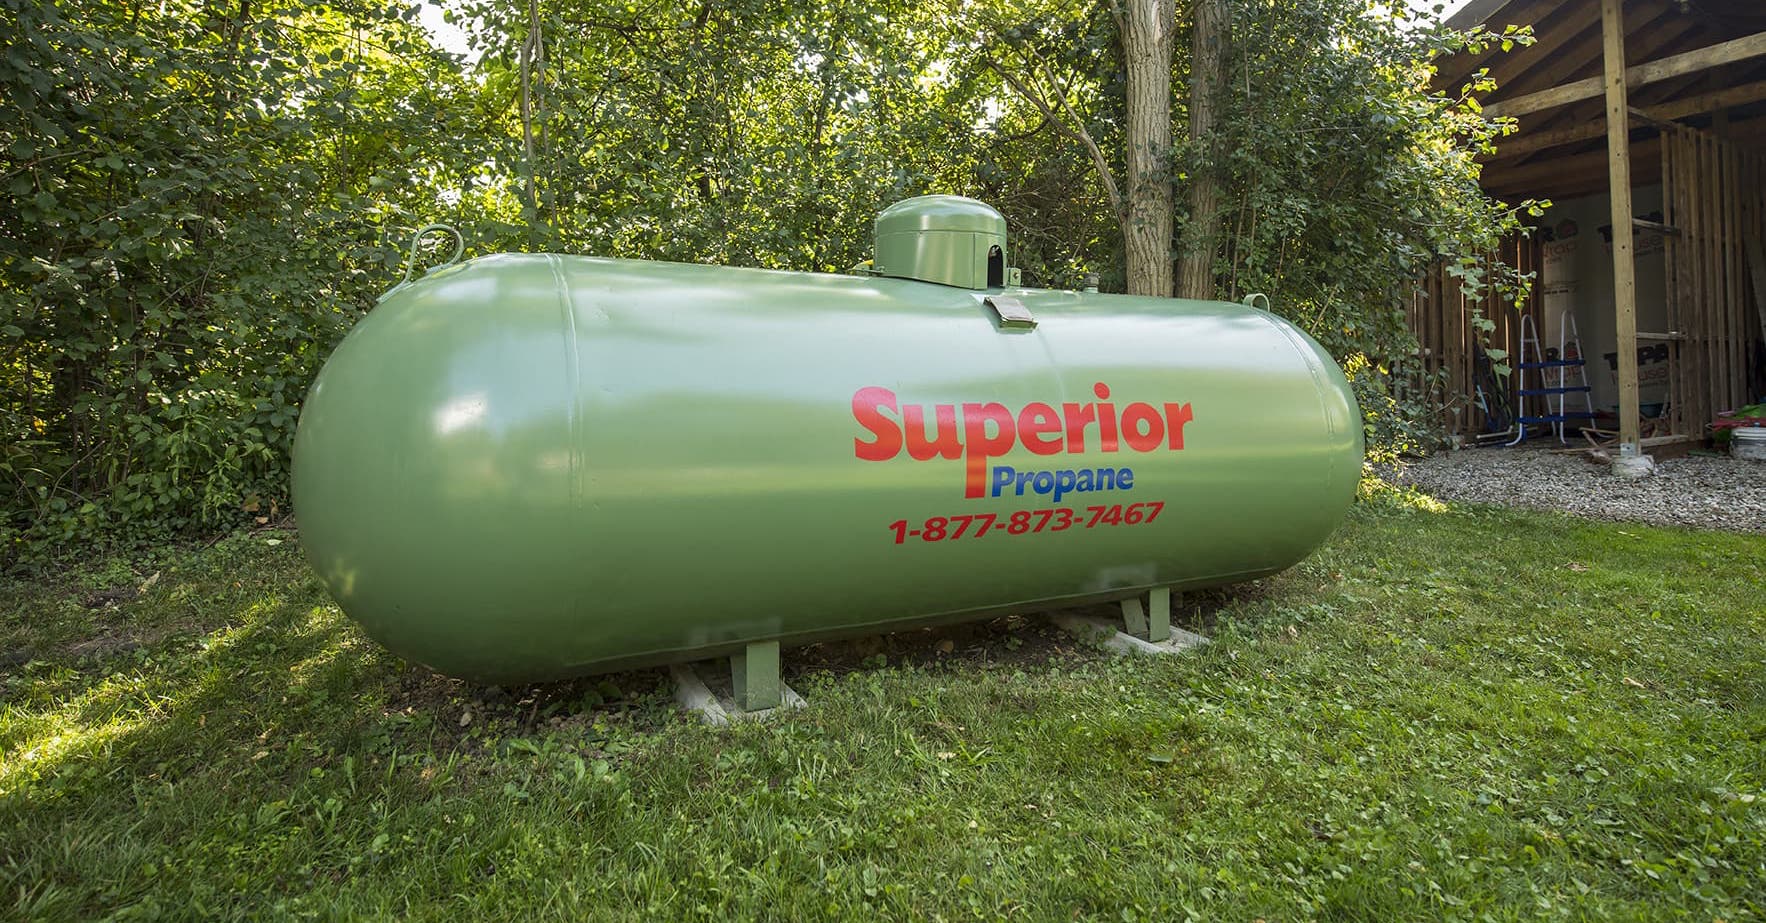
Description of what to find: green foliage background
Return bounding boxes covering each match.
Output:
[1,0,1528,560]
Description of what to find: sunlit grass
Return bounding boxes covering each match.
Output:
[1,506,1762,921]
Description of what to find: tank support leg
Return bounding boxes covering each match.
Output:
[731,641,781,712]
[1148,587,1172,643]
[1120,589,1172,643]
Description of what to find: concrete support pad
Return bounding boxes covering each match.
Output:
[1052,612,1209,656]
[1611,452,1656,479]
[669,662,806,726]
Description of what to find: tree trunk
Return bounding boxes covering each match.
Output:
[1122,0,1175,297]
[518,0,543,238]
[518,30,536,230]
[1176,0,1226,300]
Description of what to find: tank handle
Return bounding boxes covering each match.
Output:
[380,224,465,302]
[1242,292,1271,311]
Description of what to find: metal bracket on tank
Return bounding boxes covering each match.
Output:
[985,295,1037,329]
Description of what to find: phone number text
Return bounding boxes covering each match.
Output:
[887,502,1164,544]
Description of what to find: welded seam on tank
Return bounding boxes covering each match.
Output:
[546,254,584,508]
[1255,312,1338,501]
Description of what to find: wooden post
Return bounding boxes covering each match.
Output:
[1602,0,1642,458]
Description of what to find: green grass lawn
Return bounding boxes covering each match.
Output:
[3,493,1763,921]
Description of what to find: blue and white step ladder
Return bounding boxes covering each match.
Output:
[1507,313,1595,446]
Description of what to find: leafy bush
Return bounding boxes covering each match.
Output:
[0,0,489,561]
[1211,0,1538,456]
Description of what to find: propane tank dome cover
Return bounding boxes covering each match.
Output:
[874,195,1008,289]
[874,195,1008,234]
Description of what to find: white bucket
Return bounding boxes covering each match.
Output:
[1733,426,1766,461]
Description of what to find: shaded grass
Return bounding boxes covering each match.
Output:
[1,499,1763,921]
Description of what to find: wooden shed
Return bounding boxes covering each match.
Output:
[1413,0,1766,457]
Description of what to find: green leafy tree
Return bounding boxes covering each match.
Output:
[0,0,487,556]
[1206,0,1536,451]
[451,0,996,270]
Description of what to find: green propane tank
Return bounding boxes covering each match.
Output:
[293,197,1362,683]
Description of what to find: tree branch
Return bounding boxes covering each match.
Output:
[984,55,1124,222]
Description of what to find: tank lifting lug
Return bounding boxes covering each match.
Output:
[1120,587,1172,643]
[731,640,782,712]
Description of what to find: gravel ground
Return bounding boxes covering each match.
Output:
[1391,443,1766,534]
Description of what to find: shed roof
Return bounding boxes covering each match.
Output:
[1434,0,1766,199]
